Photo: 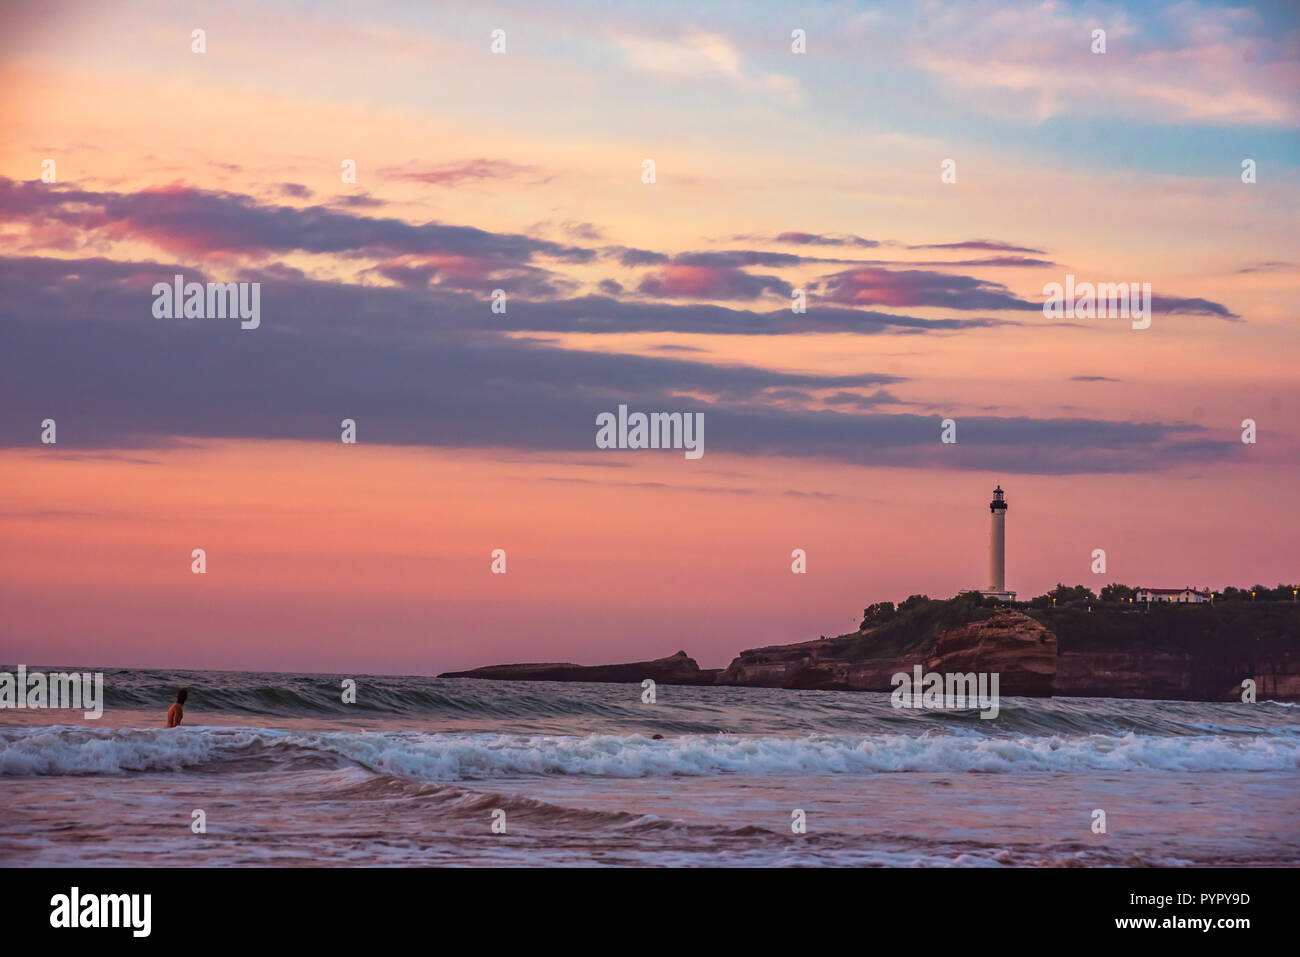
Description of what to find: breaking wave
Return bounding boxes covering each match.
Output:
[4,726,1297,780]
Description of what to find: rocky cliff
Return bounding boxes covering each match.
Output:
[718,609,1057,695]
[1055,650,1300,701]
[441,608,1300,702]
[716,610,1298,701]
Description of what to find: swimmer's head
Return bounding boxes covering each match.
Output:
[177,688,189,704]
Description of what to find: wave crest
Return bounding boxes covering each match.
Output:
[4,726,1297,780]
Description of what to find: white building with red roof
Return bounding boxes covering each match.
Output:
[1136,587,1211,604]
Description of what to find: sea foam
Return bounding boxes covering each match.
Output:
[2,726,1297,780]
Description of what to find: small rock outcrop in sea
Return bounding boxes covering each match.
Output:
[439,650,721,686]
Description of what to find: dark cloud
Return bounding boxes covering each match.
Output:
[821,266,1038,311]
[1070,376,1123,382]
[759,389,906,409]
[0,182,1248,475]
[769,231,880,248]
[607,245,671,267]
[621,247,1054,272]
[0,254,1241,475]
[637,265,794,300]
[1153,296,1241,320]
[330,193,385,208]
[823,390,907,408]
[0,253,1003,338]
[672,250,812,268]
[938,256,1056,268]
[368,258,574,297]
[909,239,1046,255]
[0,177,594,264]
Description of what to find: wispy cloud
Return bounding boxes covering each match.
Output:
[908,0,1300,125]
[379,159,546,187]
[613,30,801,101]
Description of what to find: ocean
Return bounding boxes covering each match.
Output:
[2,668,1298,867]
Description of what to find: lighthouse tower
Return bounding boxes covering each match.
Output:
[988,484,1007,591]
[980,485,1015,601]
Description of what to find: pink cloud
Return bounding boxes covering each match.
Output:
[379,159,545,187]
[638,264,793,300]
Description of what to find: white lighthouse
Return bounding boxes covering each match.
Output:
[981,484,1016,601]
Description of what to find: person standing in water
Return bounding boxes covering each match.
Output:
[166,688,188,727]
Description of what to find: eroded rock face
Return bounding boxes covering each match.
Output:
[1056,651,1300,701]
[439,650,721,686]
[716,636,856,690]
[1055,651,1193,700]
[926,610,1057,696]
[718,610,1058,695]
[441,614,1300,701]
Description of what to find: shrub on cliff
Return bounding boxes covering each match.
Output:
[1226,583,1300,602]
[860,601,897,629]
[1099,583,1136,603]
[849,592,998,658]
[1029,583,1097,609]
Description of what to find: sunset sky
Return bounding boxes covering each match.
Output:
[1,0,1297,674]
